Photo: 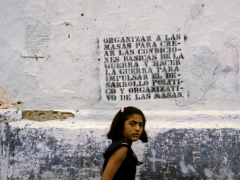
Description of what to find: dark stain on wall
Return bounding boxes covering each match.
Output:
[12,101,24,109]
[1,126,239,179]
[1,125,106,179]
[139,129,239,179]
[184,35,187,41]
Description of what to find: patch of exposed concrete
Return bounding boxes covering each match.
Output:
[21,110,75,121]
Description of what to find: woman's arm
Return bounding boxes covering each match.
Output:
[101,146,128,180]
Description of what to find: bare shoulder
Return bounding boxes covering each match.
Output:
[111,146,128,161]
[101,146,129,180]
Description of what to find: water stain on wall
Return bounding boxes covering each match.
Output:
[0,88,24,109]
[0,88,13,109]
[2,125,239,180]
[11,101,24,109]
[2,125,105,179]
[190,2,204,20]
[21,110,75,121]
[176,47,219,106]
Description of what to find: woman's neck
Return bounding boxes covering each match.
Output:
[124,138,132,146]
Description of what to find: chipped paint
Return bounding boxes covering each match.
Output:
[11,101,24,109]
[139,128,240,179]
[0,88,12,109]
[46,55,51,61]
[0,110,239,179]
[21,110,75,121]
[0,88,23,109]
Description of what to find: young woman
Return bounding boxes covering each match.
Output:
[101,106,148,180]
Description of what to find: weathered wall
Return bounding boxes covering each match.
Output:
[1,111,240,179]
[0,0,240,179]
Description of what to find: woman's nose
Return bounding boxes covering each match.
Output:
[135,124,140,130]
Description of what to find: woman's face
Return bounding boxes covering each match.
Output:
[123,114,144,144]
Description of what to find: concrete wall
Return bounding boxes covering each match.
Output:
[0,0,240,179]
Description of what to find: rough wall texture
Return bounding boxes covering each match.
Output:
[0,0,240,179]
[21,110,75,121]
[1,111,240,179]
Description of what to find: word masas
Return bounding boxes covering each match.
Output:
[119,92,183,101]
[104,41,179,51]
[106,91,183,101]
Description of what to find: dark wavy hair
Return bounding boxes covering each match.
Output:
[107,106,148,142]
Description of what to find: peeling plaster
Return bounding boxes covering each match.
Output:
[176,46,220,106]
[139,129,239,179]
[1,125,239,180]
[11,101,24,109]
[0,88,23,109]
[0,88,12,109]
[21,110,75,121]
